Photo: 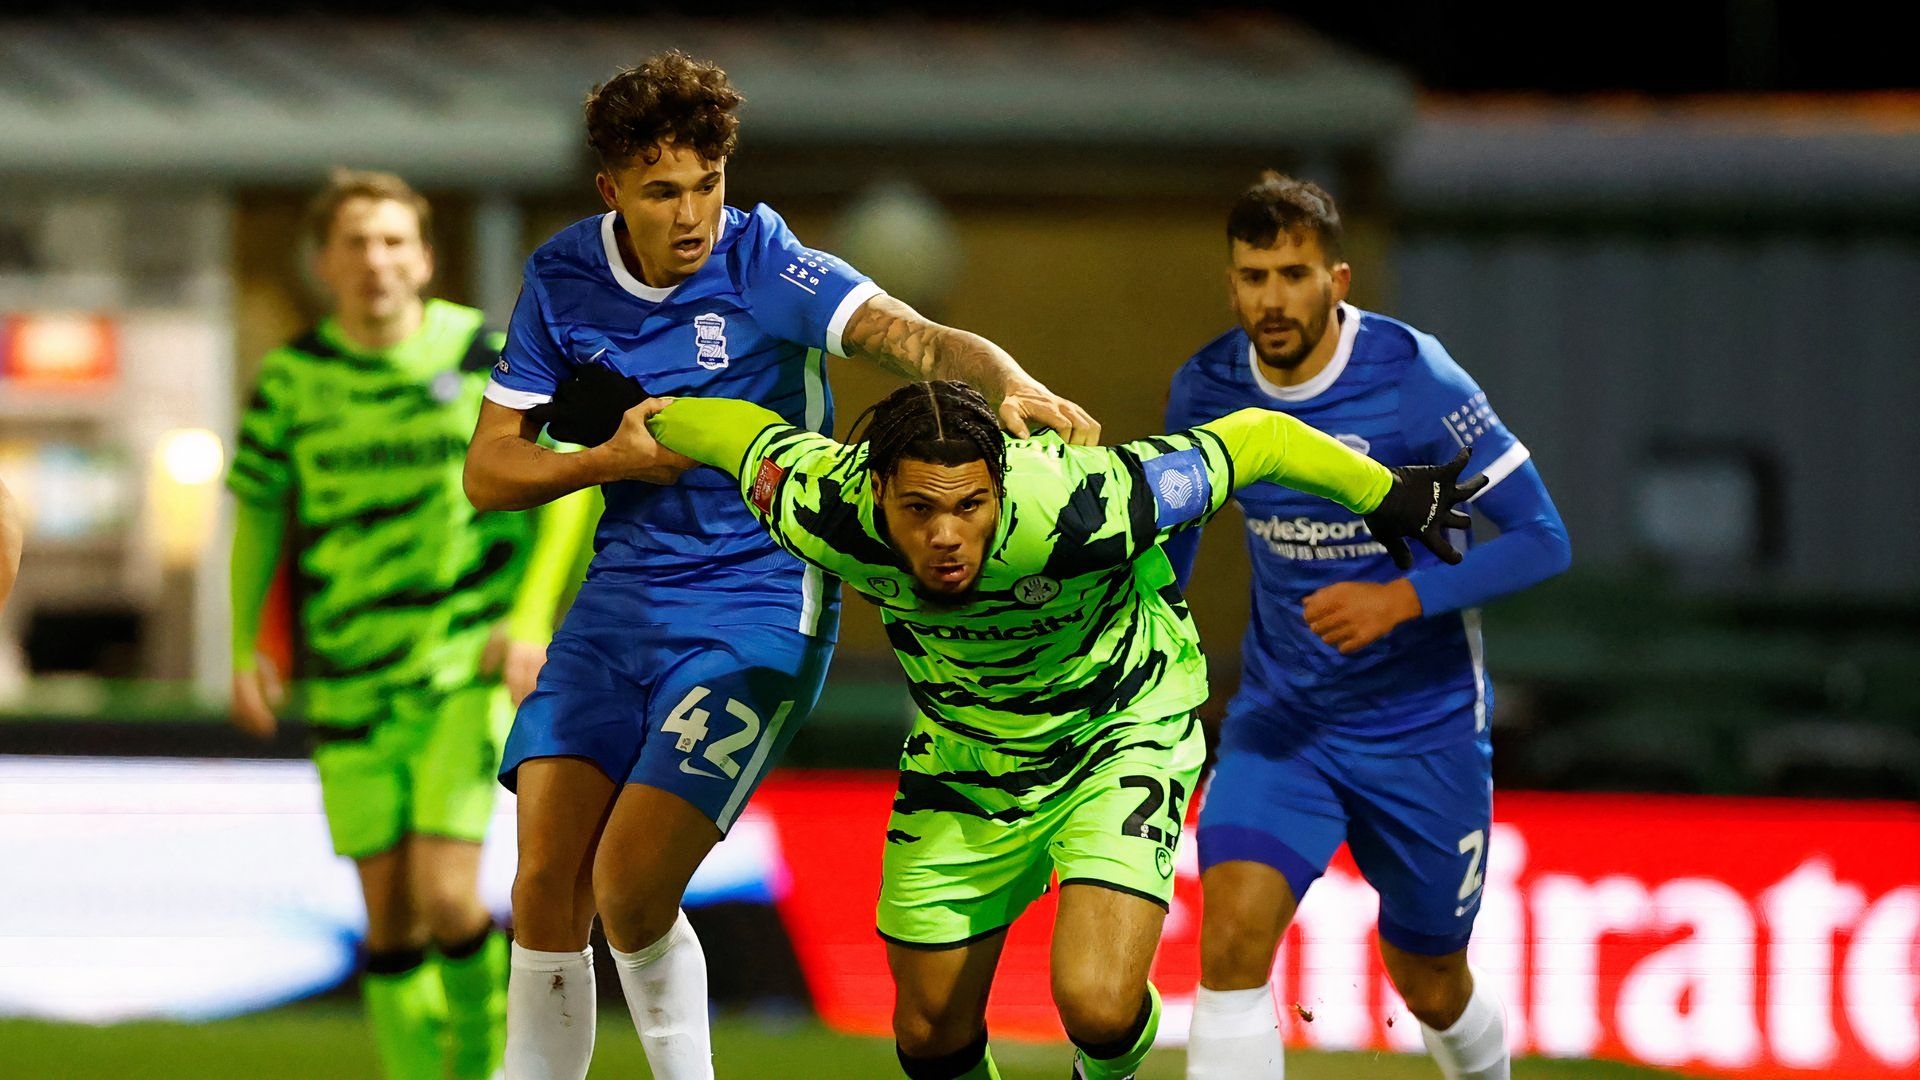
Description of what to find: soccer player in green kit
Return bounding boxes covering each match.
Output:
[227,171,587,1080]
[591,379,1480,1080]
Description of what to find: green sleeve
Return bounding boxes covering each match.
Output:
[1200,407,1393,513]
[230,498,286,673]
[228,353,295,504]
[505,485,596,645]
[648,397,871,580]
[644,397,790,477]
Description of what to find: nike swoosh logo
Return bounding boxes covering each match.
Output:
[679,759,724,779]
[585,347,609,365]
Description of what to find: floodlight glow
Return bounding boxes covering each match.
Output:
[157,428,225,487]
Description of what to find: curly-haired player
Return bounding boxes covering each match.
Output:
[462,52,1099,1080]
[611,379,1482,1080]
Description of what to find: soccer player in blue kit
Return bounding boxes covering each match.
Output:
[1165,174,1571,1080]
[462,53,1098,1080]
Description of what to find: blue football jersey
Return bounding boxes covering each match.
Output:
[1166,304,1535,750]
[487,204,881,637]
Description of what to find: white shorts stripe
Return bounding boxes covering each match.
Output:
[718,699,795,830]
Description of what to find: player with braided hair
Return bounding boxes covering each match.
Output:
[465,51,1096,1080]
[583,379,1482,1080]
[858,380,1009,495]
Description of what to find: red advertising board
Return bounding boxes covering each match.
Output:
[754,774,1920,1077]
[0,314,117,388]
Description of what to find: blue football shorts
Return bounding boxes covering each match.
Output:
[1196,710,1493,957]
[500,593,832,834]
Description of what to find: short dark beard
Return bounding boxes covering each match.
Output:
[1251,285,1335,370]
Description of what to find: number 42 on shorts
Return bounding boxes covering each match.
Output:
[662,686,792,780]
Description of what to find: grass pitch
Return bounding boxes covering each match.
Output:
[0,1003,1674,1078]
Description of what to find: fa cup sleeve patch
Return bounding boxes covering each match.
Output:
[1143,447,1212,529]
[750,457,787,516]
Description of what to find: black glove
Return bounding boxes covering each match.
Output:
[526,364,649,447]
[1363,448,1487,570]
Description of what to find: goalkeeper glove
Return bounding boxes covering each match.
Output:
[1363,448,1487,570]
[526,363,649,447]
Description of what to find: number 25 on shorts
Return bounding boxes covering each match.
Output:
[662,685,792,780]
[1119,775,1188,845]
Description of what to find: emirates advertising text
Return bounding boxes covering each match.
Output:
[3,759,1915,1076]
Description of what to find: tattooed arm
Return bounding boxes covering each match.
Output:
[839,293,1101,445]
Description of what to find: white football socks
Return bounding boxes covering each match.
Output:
[505,943,596,1080]
[1186,983,1283,1078]
[1420,971,1510,1080]
[611,909,713,1080]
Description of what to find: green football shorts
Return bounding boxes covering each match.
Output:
[310,682,511,860]
[876,710,1204,949]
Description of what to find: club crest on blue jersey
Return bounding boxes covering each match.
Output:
[1143,448,1211,530]
[694,313,729,370]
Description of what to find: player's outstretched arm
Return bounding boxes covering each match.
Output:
[1203,407,1484,568]
[839,293,1100,444]
[0,478,21,613]
[229,499,287,740]
[642,397,794,478]
[464,399,695,511]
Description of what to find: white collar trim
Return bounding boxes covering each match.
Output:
[599,211,727,302]
[1249,302,1359,402]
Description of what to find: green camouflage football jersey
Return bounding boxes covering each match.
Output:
[227,300,533,723]
[734,422,1237,749]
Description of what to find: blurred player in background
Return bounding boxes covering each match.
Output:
[460,52,1097,1080]
[0,477,20,612]
[624,378,1479,1080]
[227,170,589,1080]
[1165,174,1571,1080]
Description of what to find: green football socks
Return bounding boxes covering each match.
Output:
[897,1031,1003,1079]
[961,1049,1003,1079]
[1072,982,1162,1080]
[438,927,509,1080]
[363,948,448,1080]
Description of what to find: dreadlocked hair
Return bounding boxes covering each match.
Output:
[851,381,1007,496]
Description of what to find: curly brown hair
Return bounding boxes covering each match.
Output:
[584,50,745,170]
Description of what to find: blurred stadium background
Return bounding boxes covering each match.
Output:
[1,4,1916,1077]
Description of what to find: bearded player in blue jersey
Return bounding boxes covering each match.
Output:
[463,52,1097,1080]
[1165,174,1571,1080]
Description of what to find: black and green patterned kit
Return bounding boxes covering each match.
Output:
[229,300,533,857]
